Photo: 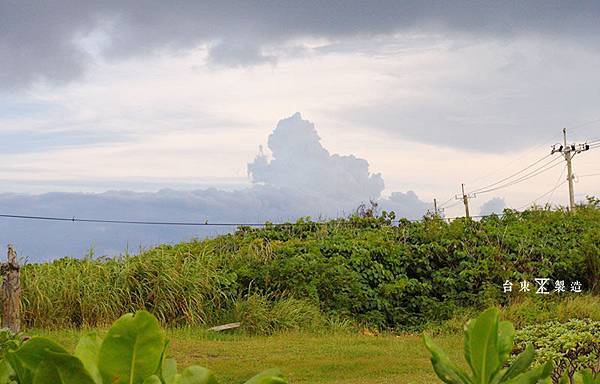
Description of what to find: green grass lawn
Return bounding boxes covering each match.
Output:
[31,329,463,383]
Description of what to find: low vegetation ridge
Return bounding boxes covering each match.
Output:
[19,203,600,330]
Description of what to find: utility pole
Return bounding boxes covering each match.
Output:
[432,198,445,217]
[551,128,590,211]
[455,183,475,218]
[564,128,575,210]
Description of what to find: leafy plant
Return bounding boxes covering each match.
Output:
[0,311,286,384]
[0,329,24,359]
[424,307,554,383]
[512,319,599,383]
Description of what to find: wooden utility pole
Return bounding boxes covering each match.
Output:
[462,184,470,218]
[433,198,438,215]
[455,183,475,218]
[2,245,21,332]
[564,128,576,210]
[551,129,590,211]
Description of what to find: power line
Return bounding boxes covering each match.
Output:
[441,201,462,210]
[547,165,568,206]
[0,213,425,226]
[0,209,550,228]
[467,118,599,190]
[568,117,600,136]
[469,153,553,194]
[517,180,568,211]
[437,195,457,209]
[473,156,563,195]
[0,214,265,227]
[467,142,554,188]
[517,165,567,210]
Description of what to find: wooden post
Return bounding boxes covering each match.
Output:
[2,245,21,332]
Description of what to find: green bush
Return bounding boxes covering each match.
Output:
[512,319,600,383]
[16,204,600,330]
[0,311,286,384]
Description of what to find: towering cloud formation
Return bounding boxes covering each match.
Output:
[0,114,429,261]
[248,113,384,201]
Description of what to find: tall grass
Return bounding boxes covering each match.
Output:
[21,241,234,328]
[20,240,326,331]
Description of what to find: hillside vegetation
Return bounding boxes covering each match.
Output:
[19,203,600,330]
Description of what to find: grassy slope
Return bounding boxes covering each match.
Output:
[31,329,463,383]
[19,205,599,329]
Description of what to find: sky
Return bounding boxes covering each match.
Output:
[1,1,599,260]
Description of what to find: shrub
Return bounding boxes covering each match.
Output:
[512,319,600,383]
[0,311,286,384]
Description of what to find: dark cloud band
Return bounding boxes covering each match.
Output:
[2,1,599,89]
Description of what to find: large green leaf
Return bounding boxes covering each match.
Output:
[74,334,103,384]
[174,366,218,384]
[467,308,501,383]
[5,351,32,384]
[13,338,68,373]
[424,336,471,384]
[496,321,514,364]
[499,344,536,382]
[142,375,162,384]
[0,359,15,384]
[155,339,177,384]
[161,358,178,384]
[32,360,60,384]
[504,361,553,384]
[31,350,96,384]
[243,369,287,384]
[98,311,165,384]
[464,319,475,373]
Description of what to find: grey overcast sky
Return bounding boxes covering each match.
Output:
[1,1,600,259]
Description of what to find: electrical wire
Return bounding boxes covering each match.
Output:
[469,153,554,194]
[517,167,568,211]
[467,122,598,196]
[0,213,427,226]
[473,156,563,195]
[517,180,567,211]
[441,201,462,210]
[546,165,567,206]
[0,214,266,226]
[568,117,600,137]
[466,141,555,189]
[437,195,457,209]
